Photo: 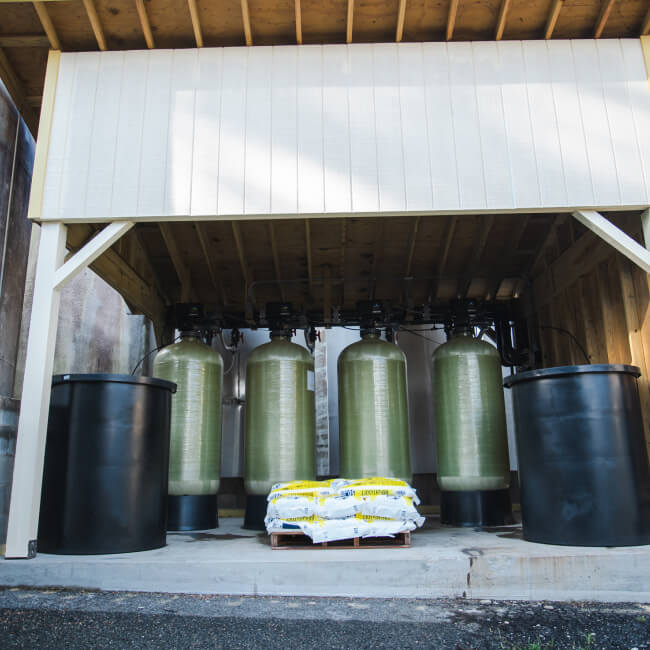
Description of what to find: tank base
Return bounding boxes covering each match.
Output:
[441,489,513,528]
[243,495,268,531]
[167,495,218,531]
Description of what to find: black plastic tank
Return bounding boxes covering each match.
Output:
[504,364,650,546]
[38,374,176,555]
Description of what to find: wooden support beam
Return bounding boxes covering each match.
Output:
[82,0,107,50]
[514,215,563,299]
[427,215,457,302]
[458,215,494,299]
[5,222,66,559]
[231,221,251,312]
[346,0,354,44]
[195,223,227,308]
[69,226,168,326]
[268,222,285,302]
[295,0,303,45]
[495,0,511,41]
[396,0,407,43]
[641,8,650,35]
[135,0,155,49]
[241,0,252,46]
[0,35,50,48]
[594,0,616,39]
[544,0,563,39]
[305,220,313,290]
[32,2,61,50]
[404,216,420,277]
[572,210,650,274]
[487,215,529,301]
[159,223,192,301]
[53,222,134,290]
[187,0,204,48]
[446,0,459,41]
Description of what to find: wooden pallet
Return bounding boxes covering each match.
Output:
[269,531,411,550]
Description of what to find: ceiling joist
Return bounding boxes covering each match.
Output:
[268,223,285,301]
[0,35,50,48]
[594,0,616,39]
[295,0,303,45]
[187,0,204,48]
[241,0,253,46]
[159,223,193,301]
[346,0,354,44]
[82,0,107,51]
[135,0,155,49]
[195,223,226,308]
[544,0,564,39]
[495,0,511,41]
[305,220,313,290]
[396,0,407,43]
[428,216,457,302]
[446,0,459,41]
[32,1,61,50]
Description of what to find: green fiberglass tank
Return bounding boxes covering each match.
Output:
[338,331,411,482]
[153,334,223,530]
[244,333,316,528]
[432,328,510,493]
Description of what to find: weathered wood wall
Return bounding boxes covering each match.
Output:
[531,213,650,457]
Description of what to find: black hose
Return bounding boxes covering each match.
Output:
[130,335,181,376]
[538,325,590,365]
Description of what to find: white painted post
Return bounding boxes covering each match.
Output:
[5,222,67,559]
[4,221,134,558]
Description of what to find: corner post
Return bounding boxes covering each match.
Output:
[5,222,67,558]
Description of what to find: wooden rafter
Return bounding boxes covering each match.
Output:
[268,222,286,301]
[82,0,107,50]
[187,0,204,48]
[457,215,494,299]
[305,220,313,290]
[159,223,193,301]
[195,223,227,307]
[486,215,530,300]
[594,0,616,39]
[32,2,61,50]
[0,36,50,48]
[241,0,253,46]
[396,0,407,43]
[642,7,650,35]
[340,219,347,304]
[544,0,564,39]
[404,216,420,277]
[495,0,511,41]
[135,0,155,49]
[295,0,303,45]
[446,0,459,41]
[427,216,457,302]
[231,221,250,289]
[346,0,354,44]
[514,215,564,298]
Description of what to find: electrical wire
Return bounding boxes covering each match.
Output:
[538,325,590,365]
[130,335,182,376]
[400,327,446,344]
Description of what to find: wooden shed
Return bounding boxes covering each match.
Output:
[1,0,650,558]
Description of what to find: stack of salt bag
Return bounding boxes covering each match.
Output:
[265,477,425,544]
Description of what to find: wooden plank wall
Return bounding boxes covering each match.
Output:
[531,216,650,457]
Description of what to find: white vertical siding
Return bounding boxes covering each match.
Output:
[41,40,650,222]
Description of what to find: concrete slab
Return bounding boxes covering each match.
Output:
[2,518,649,603]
